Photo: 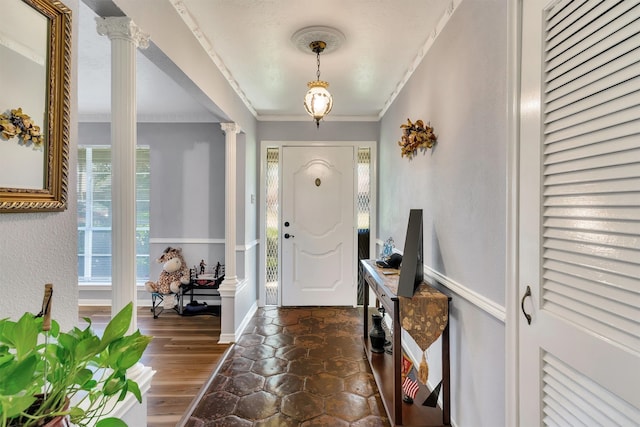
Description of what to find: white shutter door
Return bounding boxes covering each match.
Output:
[519,1,640,425]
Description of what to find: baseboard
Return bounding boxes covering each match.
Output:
[219,300,258,344]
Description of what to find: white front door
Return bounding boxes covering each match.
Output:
[281,146,356,306]
[519,1,640,424]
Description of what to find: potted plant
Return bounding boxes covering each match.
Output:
[0,299,152,427]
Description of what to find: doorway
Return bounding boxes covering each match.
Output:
[260,142,376,307]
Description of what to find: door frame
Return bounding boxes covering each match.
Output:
[505,1,523,426]
[258,140,377,307]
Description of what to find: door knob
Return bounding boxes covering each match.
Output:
[284,233,295,239]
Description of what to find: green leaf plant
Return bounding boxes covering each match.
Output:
[0,302,152,427]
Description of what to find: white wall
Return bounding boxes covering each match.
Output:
[379,0,508,425]
[0,0,79,331]
[78,122,227,283]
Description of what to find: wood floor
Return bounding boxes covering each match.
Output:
[79,306,229,427]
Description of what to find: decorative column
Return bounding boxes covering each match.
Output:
[97,18,149,330]
[219,122,241,343]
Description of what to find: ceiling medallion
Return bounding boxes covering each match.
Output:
[291,26,345,55]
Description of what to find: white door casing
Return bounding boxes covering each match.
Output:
[519,1,640,425]
[281,146,356,306]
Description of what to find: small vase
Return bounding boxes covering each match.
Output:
[369,313,386,353]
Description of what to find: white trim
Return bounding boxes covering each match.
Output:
[169,0,258,117]
[505,0,522,426]
[150,237,225,244]
[378,0,463,118]
[218,300,258,344]
[256,114,380,122]
[236,300,258,341]
[79,298,112,306]
[149,237,258,252]
[0,30,46,65]
[258,143,268,307]
[241,239,259,251]
[78,112,217,123]
[375,239,506,322]
[425,266,506,322]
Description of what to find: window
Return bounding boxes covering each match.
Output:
[77,146,150,283]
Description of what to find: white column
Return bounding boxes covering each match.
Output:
[97,18,149,330]
[219,122,241,343]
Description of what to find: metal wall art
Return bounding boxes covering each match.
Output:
[397,118,437,159]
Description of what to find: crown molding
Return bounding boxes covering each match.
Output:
[169,0,258,117]
[0,30,45,65]
[378,0,461,119]
[256,114,380,122]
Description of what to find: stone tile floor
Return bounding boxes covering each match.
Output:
[185,306,391,426]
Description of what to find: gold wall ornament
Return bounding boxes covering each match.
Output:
[397,118,437,159]
[0,108,44,147]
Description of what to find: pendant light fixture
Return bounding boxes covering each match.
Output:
[303,40,333,128]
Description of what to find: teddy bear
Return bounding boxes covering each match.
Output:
[145,246,191,308]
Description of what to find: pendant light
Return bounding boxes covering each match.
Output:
[303,40,333,128]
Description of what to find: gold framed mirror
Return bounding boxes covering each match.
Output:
[0,0,71,212]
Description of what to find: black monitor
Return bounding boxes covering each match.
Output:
[397,209,424,297]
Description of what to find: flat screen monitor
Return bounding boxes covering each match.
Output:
[398,209,423,297]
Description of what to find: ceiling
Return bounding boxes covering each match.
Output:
[78,0,452,123]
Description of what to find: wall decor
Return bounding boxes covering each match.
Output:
[0,108,43,146]
[397,118,437,159]
[0,0,72,212]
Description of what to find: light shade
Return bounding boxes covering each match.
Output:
[304,80,333,127]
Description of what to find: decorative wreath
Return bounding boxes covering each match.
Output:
[0,107,43,147]
[397,118,437,159]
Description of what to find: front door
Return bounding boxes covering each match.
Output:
[519,1,640,424]
[281,146,356,306]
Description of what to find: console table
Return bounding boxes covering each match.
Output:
[361,259,451,426]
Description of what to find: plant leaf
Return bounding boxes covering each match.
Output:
[75,335,101,361]
[96,417,128,427]
[111,334,152,371]
[126,379,142,403]
[100,303,133,351]
[1,354,39,394]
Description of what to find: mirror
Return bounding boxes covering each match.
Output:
[0,0,71,212]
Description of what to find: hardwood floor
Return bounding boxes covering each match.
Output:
[79,306,229,427]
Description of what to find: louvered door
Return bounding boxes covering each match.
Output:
[519,1,640,425]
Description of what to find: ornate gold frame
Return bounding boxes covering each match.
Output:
[0,0,71,212]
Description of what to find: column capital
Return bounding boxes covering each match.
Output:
[96,17,150,49]
[221,122,242,135]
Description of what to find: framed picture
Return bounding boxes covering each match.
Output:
[0,0,71,212]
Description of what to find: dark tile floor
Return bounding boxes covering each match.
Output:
[185,306,391,426]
